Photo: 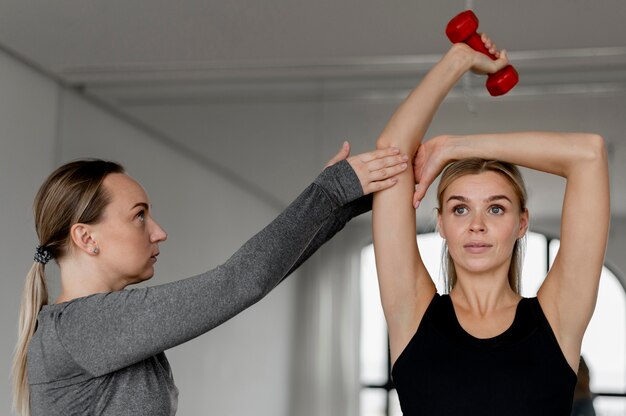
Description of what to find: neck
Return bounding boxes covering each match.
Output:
[56,256,126,303]
[450,267,520,315]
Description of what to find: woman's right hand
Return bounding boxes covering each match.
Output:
[325,141,409,196]
[453,33,510,76]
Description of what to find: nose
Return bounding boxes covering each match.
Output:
[469,213,486,233]
[150,219,168,243]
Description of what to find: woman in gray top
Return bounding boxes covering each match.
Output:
[13,142,408,416]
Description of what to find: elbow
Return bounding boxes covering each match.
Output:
[376,133,414,151]
[376,135,395,150]
[560,133,607,177]
[570,134,609,178]
[584,134,608,165]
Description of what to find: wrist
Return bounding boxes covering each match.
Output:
[437,134,467,165]
[315,160,363,206]
[443,44,474,75]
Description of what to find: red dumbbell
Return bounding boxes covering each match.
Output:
[446,10,518,96]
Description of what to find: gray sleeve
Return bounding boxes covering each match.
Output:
[56,160,371,376]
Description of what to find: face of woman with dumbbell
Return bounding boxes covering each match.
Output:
[436,160,528,290]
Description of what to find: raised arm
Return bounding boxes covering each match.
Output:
[418,132,609,370]
[372,40,510,363]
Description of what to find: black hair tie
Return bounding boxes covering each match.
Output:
[34,245,52,265]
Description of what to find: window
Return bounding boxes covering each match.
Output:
[360,232,626,416]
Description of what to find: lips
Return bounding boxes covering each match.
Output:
[463,242,492,253]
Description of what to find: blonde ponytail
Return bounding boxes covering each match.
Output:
[12,262,49,416]
[11,159,125,416]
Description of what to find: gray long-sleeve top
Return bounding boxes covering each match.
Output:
[27,160,371,416]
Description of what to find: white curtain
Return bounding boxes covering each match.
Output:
[288,221,371,416]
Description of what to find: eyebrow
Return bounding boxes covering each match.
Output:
[446,195,513,204]
[486,195,513,203]
[131,202,150,211]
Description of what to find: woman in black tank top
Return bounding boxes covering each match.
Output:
[371,32,610,415]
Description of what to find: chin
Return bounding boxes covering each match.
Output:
[457,260,498,274]
[133,269,155,284]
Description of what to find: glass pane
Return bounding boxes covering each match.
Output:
[389,389,403,416]
[360,388,387,416]
[592,396,626,416]
[416,233,446,293]
[360,245,388,385]
[549,239,560,266]
[520,232,548,297]
[582,267,626,393]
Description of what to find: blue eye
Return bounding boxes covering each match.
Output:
[453,206,468,215]
[137,210,146,222]
[489,206,504,215]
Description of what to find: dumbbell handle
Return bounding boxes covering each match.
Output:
[463,32,497,60]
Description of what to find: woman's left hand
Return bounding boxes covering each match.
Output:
[325,141,409,196]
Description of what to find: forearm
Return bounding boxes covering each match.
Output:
[445,131,607,177]
[376,44,473,154]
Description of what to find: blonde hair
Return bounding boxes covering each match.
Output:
[436,158,528,294]
[12,159,124,416]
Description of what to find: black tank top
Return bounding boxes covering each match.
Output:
[391,294,577,415]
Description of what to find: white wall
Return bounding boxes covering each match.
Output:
[0,48,60,414]
[0,48,298,415]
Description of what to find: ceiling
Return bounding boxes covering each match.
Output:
[1,0,625,82]
[1,0,625,216]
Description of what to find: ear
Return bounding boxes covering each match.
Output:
[517,208,529,238]
[436,209,446,239]
[70,223,98,255]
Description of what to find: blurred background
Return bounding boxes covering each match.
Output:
[0,0,625,414]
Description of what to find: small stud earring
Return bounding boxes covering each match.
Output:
[92,247,99,254]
